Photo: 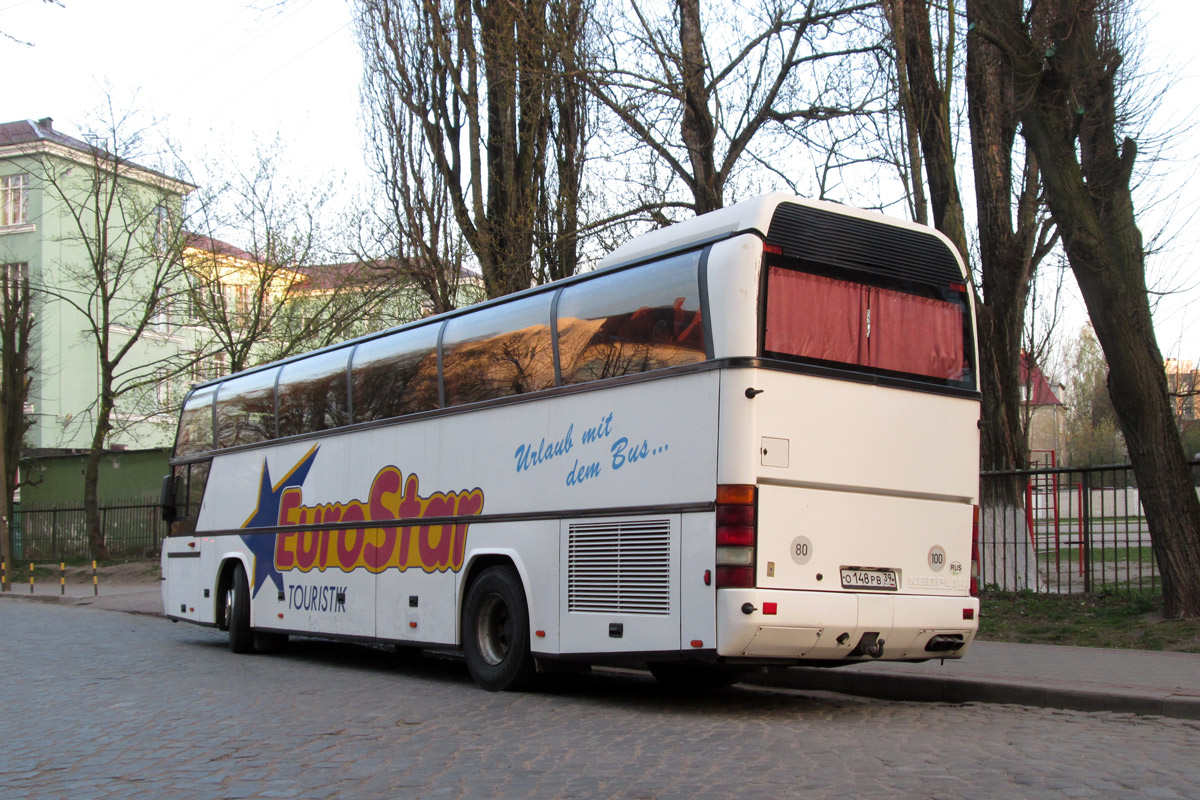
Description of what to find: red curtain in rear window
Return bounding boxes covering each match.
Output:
[764,268,867,365]
[868,287,964,380]
[765,266,965,381]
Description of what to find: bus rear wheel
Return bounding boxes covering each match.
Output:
[462,566,535,692]
[225,563,254,654]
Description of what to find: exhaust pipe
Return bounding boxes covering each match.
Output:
[924,634,965,653]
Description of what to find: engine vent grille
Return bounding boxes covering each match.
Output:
[567,519,672,615]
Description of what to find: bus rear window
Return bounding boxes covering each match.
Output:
[763,266,969,385]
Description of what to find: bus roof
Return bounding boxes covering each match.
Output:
[597,193,955,272]
[186,193,963,393]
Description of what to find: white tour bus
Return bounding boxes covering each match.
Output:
[161,193,980,691]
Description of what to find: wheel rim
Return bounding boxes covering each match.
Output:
[225,586,235,628]
[475,593,512,666]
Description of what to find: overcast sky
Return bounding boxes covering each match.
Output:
[3,0,1199,364]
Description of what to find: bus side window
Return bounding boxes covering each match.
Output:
[215,368,279,448]
[175,386,216,457]
[558,252,706,385]
[170,460,210,537]
[350,324,440,422]
[278,349,350,437]
[442,294,554,406]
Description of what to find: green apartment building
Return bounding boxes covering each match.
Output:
[0,117,198,458]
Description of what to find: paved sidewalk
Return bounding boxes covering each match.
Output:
[0,575,162,615]
[4,580,1199,719]
[747,641,1200,720]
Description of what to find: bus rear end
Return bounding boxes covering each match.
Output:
[712,200,979,665]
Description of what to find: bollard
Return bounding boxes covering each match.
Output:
[30,562,34,594]
[60,562,65,596]
[93,560,98,596]
[2,559,5,591]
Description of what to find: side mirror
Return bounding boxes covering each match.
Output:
[160,474,178,523]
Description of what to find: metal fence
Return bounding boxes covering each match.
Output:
[978,460,1200,595]
[13,498,165,560]
[10,460,1200,579]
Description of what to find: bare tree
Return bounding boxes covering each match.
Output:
[537,0,591,283]
[973,0,1200,618]
[586,0,880,217]
[34,105,195,560]
[358,36,483,315]
[882,0,967,252]
[884,0,1056,475]
[880,0,1056,590]
[355,0,591,299]
[0,263,33,589]
[187,149,396,375]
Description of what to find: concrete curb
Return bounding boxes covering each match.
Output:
[745,667,1200,720]
[0,591,96,605]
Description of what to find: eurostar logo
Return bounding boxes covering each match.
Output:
[240,445,319,598]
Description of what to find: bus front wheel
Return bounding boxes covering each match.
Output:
[225,563,254,654]
[462,566,535,692]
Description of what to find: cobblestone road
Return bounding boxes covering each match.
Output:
[3,602,1199,800]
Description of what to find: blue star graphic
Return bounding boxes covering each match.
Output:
[239,445,320,598]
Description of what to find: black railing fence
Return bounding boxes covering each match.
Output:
[12,498,165,561]
[8,460,1200,586]
[978,460,1200,595]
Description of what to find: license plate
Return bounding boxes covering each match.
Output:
[840,568,898,591]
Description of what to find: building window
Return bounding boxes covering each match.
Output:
[155,368,176,411]
[184,274,203,323]
[220,282,254,319]
[193,350,227,383]
[1,174,30,227]
[153,204,169,253]
[2,262,28,285]
[151,298,172,332]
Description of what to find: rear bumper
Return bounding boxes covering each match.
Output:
[716,588,978,662]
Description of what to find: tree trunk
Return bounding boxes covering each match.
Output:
[883,0,928,225]
[891,0,1040,482]
[678,0,721,214]
[966,0,1039,481]
[889,1,1046,589]
[84,391,112,562]
[1085,271,1200,617]
[894,0,968,260]
[0,430,9,591]
[975,0,1200,617]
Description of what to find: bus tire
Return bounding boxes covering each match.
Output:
[462,566,535,692]
[226,563,254,654]
[646,661,745,689]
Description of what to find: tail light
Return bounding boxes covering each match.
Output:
[970,505,981,597]
[716,484,757,588]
